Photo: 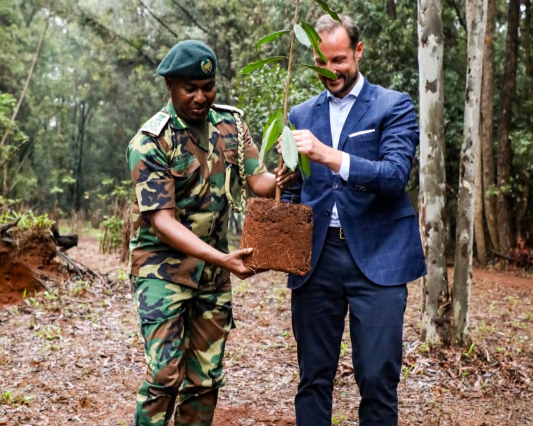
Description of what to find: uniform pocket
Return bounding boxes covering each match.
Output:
[170,153,200,178]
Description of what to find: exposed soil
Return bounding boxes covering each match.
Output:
[240,198,312,276]
[0,229,64,306]
[0,234,531,426]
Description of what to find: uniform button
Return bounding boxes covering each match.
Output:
[325,209,330,216]
[210,182,217,188]
[333,183,339,190]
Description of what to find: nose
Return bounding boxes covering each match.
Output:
[193,90,206,104]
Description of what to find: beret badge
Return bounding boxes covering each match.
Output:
[201,57,213,75]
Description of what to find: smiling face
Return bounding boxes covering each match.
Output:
[314,26,363,99]
[165,76,217,124]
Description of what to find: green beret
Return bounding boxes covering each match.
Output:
[157,40,217,79]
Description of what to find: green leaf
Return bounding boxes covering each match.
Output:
[299,154,311,178]
[300,21,322,45]
[270,108,285,137]
[300,21,327,63]
[281,126,298,171]
[259,120,278,164]
[294,24,311,48]
[297,64,338,80]
[312,0,341,21]
[259,109,284,164]
[241,56,287,74]
[255,30,291,49]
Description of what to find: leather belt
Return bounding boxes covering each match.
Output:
[327,227,345,240]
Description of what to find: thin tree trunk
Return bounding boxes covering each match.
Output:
[1,15,50,210]
[0,16,50,151]
[525,0,532,109]
[480,0,498,254]
[418,0,451,346]
[74,102,90,212]
[496,0,520,257]
[474,133,486,264]
[452,0,487,347]
[515,172,530,242]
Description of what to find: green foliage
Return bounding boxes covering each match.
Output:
[0,0,530,247]
[0,210,54,229]
[280,127,299,171]
[99,215,124,254]
[255,31,291,49]
[0,391,35,406]
[241,0,340,175]
[241,57,287,74]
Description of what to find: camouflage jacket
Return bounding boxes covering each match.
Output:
[127,100,266,288]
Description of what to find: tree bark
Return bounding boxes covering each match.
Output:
[479,0,498,255]
[525,0,532,108]
[496,0,520,257]
[474,128,487,265]
[452,0,487,347]
[418,0,451,346]
[74,102,90,212]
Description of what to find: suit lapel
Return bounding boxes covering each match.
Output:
[313,92,333,148]
[338,80,373,151]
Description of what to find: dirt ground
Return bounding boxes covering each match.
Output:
[0,235,531,426]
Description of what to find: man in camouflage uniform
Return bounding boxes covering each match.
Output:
[127,40,294,426]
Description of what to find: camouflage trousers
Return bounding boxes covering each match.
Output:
[131,275,233,426]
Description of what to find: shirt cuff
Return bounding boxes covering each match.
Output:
[339,152,350,181]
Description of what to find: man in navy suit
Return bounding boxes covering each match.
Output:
[281,14,426,426]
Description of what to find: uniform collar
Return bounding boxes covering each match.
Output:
[162,99,224,130]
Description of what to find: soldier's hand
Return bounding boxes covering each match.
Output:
[274,164,297,190]
[225,248,255,279]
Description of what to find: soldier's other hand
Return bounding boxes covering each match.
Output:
[225,248,255,279]
[275,165,297,190]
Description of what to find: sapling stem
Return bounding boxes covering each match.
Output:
[276,0,301,202]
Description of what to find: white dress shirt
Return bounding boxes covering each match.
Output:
[327,73,364,228]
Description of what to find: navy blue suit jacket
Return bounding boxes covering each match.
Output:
[282,80,427,289]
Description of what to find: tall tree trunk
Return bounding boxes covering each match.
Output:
[480,0,498,255]
[496,0,520,258]
[418,0,451,345]
[452,0,487,347]
[474,132,487,264]
[525,0,532,108]
[74,102,89,212]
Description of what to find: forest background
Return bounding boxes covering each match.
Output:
[0,0,532,263]
[1,0,533,424]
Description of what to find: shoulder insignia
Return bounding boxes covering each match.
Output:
[212,103,244,117]
[140,111,171,137]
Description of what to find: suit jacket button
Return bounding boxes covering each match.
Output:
[333,183,339,190]
[325,209,330,216]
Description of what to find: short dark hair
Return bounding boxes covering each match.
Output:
[314,14,360,49]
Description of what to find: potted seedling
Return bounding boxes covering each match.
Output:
[235,0,340,275]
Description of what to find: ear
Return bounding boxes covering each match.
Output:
[355,42,364,60]
[164,76,173,91]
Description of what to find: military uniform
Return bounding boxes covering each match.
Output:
[127,97,265,426]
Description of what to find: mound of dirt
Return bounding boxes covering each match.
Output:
[0,228,65,306]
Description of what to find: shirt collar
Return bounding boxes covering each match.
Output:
[162,99,223,129]
[327,73,364,102]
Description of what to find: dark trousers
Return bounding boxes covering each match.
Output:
[291,228,408,426]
